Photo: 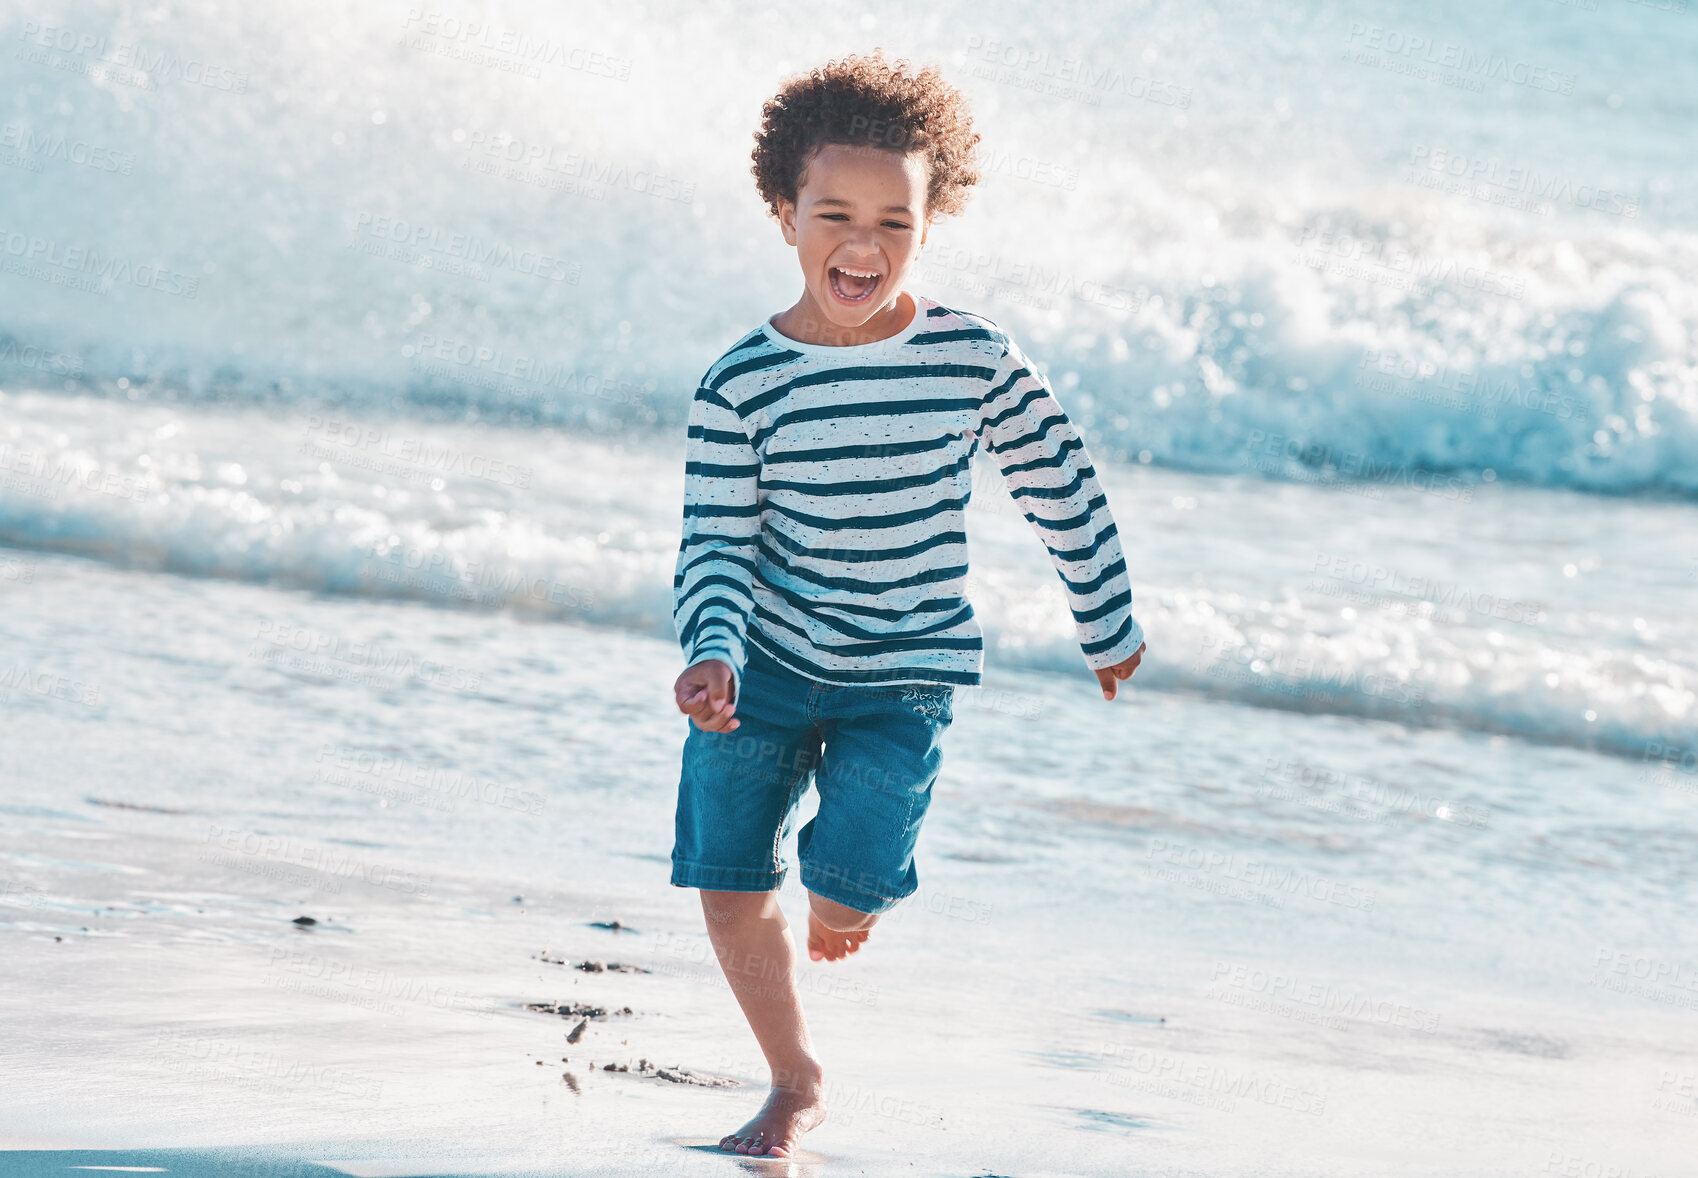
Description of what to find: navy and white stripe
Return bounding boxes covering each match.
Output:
[672,290,1145,698]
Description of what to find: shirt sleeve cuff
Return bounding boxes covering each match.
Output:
[1083,617,1146,672]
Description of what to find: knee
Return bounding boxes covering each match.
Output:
[699,888,780,925]
[809,891,878,933]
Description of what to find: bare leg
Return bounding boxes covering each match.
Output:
[699,889,827,1157]
[806,891,880,963]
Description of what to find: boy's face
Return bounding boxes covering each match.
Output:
[777,142,931,337]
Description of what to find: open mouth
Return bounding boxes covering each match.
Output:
[828,265,882,303]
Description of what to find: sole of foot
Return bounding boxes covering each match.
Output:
[806,908,871,963]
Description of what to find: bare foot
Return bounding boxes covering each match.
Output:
[719,1070,827,1158]
[806,908,870,963]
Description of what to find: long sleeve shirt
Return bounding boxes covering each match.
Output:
[672,290,1145,702]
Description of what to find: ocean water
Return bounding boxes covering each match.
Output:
[1,1,1694,1176]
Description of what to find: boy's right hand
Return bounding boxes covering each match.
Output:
[675,659,740,732]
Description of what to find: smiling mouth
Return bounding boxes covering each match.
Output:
[828,265,882,303]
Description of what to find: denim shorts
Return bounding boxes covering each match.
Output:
[670,636,956,915]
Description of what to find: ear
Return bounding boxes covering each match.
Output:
[919,214,932,250]
[777,198,798,247]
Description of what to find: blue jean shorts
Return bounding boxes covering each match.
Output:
[671,637,956,915]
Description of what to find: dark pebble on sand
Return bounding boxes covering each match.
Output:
[566,1019,588,1044]
[575,960,649,974]
[562,1072,580,1093]
[588,920,631,932]
[527,1001,633,1020]
[292,916,318,926]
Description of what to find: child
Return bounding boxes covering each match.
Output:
[669,49,1146,1158]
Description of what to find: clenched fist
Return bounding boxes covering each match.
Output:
[675,658,741,732]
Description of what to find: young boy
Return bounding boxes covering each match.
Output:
[669,50,1146,1158]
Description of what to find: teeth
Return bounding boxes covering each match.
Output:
[835,267,879,278]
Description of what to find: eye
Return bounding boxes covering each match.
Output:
[820,213,850,221]
[882,221,911,230]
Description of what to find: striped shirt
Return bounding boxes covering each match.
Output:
[672,289,1145,700]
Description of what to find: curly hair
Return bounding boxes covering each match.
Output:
[751,49,981,222]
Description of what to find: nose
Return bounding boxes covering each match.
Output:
[840,226,880,257]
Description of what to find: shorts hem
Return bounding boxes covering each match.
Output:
[670,860,786,893]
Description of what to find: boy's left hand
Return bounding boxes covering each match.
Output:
[1095,642,1146,701]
